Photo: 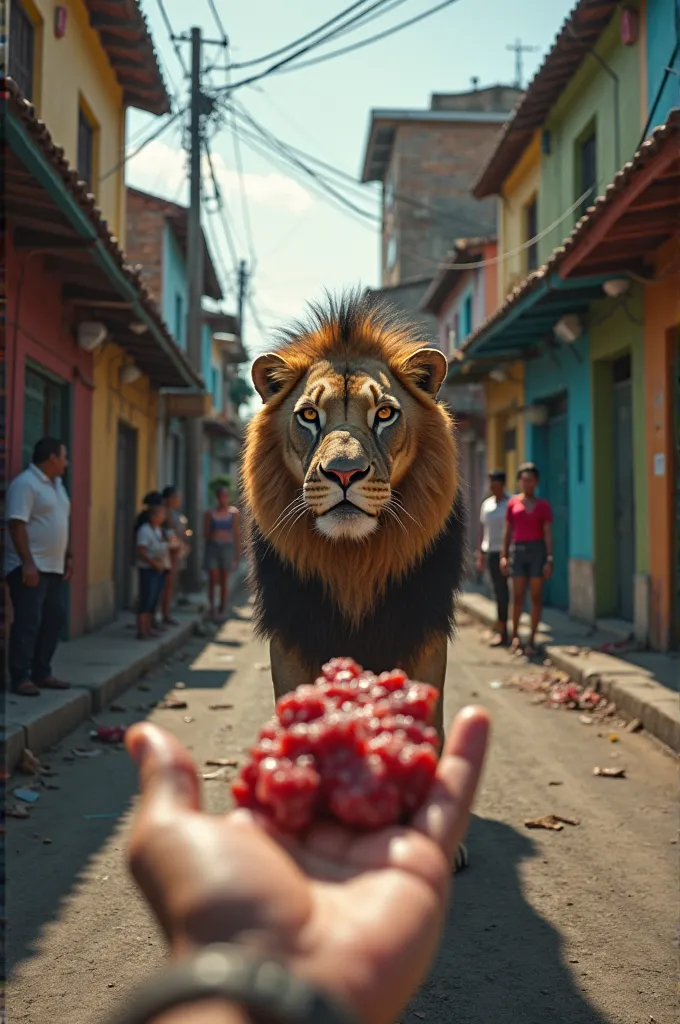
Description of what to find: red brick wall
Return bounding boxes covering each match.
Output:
[125,190,167,303]
[383,120,506,286]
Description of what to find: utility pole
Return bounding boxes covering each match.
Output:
[237,260,248,344]
[185,25,206,592]
[506,38,539,90]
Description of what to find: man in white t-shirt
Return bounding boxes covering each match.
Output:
[475,469,510,647]
[5,437,72,696]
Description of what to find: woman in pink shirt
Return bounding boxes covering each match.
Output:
[500,462,554,657]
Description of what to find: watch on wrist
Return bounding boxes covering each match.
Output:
[106,945,364,1024]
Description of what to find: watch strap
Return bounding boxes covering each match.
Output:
[106,944,363,1024]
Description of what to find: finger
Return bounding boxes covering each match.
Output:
[126,722,202,820]
[412,706,490,861]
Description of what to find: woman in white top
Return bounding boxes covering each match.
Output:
[136,500,168,640]
[475,469,510,647]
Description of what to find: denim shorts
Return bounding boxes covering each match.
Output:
[204,541,234,572]
[510,541,547,580]
[138,568,165,612]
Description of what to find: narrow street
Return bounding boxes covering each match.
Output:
[7,599,676,1024]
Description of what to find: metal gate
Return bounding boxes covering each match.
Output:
[544,396,569,610]
[114,423,138,612]
[612,355,635,622]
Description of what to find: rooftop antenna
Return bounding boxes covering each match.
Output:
[470,75,480,90]
[506,38,539,89]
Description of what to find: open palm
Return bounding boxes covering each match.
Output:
[126,709,489,1024]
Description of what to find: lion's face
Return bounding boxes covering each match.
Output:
[282,357,418,541]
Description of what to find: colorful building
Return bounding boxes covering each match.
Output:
[5,2,203,638]
[450,0,679,649]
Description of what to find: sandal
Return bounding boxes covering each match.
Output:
[14,680,40,697]
[489,633,507,648]
[510,637,523,655]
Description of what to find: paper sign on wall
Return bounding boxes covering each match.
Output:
[653,453,665,477]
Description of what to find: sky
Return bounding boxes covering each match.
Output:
[127,0,575,366]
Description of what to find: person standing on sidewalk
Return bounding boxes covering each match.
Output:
[500,462,554,658]
[136,498,169,640]
[475,470,510,647]
[5,438,73,696]
[203,485,240,623]
[160,486,189,627]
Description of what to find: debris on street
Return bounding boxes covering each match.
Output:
[7,804,31,818]
[205,758,239,767]
[593,766,626,778]
[209,702,234,711]
[157,695,188,710]
[71,748,102,759]
[489,680,503,689]
[202,768,227,780]
[579,715,594,725]
[524,814,580,831]
[608,733,620,742]
[91,725,127,744]
[626,718,643,733]
[14,788,41,804]
[502,667,618,720]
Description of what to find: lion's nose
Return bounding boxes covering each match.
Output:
[320,458,370,489]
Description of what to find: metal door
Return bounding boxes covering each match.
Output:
[612,356,635,621]
[114,423,138,611]
[544,399,569,609]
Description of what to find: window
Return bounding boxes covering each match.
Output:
[503,428,517,453]
[22,365,69,471]
[385,171,395,209]
[463,294,473,338]
[386,235,397,270]
[525,195,538,271]
[9,1,35,100]
[577,127,597,216]
[77,106,94,188]
[174,293,184,342]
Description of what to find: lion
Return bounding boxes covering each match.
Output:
[242,292,466,749]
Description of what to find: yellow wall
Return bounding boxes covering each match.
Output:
[498,133,541,300]
[484,365,526,486]
[87,342,159,629]
[23,0,126,243]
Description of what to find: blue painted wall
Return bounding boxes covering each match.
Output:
[161,224,189,350]
[646,0,680,129]
[524,336,594,563]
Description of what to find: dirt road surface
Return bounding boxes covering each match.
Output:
[7,602,677,1024]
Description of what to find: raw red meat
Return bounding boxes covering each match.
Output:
[232,658,440,831]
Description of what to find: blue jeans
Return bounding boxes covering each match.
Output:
[138,568,165,613]
[7,569,65,688]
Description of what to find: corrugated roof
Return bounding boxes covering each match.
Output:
[473,0,619,198]
[4,79,202,389]
[460,110,680,356]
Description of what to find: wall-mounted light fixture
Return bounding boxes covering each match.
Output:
[77,321,107,352]
[553,314,583,344]
[120,363,142,385]
[602,277,631,298]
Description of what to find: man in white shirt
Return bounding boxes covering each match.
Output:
[475,469,510,647]
[5,437,73,696]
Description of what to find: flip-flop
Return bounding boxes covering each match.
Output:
[14,681,40,697]
[36,677,70,690]
[489,634,507,648]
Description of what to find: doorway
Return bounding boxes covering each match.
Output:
[114,422,138,612]
[612,355,635,621]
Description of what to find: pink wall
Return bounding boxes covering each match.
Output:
[6,233,93,638]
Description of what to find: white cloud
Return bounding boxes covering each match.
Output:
[126,139,313,214]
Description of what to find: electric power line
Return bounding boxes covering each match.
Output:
[252,0,463,79]
[203,139,241,272]
[100,105,186,182]
[156,0,189,79]
[206,0,229,43]
[212,0,404,95]
[229,0,379,69]
[227,106,258,266]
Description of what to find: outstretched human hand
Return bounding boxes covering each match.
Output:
[126,706,490,1024]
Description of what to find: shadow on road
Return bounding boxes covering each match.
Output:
[410,815,607,1023]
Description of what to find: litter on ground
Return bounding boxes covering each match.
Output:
[524,813,580,831]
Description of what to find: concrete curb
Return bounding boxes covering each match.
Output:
[458,592,680,754]
[6,566,250,772]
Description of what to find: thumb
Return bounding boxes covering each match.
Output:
[126,722,202,820]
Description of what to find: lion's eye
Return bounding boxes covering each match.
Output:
[376,406,397,422]
[297,407,319,424]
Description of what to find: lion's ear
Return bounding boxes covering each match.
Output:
[251,352,294,403]
[401,347,448,398]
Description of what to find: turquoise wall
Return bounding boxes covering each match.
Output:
[646,0,680,129]
[524,336,594,562]
[538,7,642,262]
[162,224,188,350]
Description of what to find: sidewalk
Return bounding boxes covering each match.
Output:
[4,565,248,772]
[459,589,680,753]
